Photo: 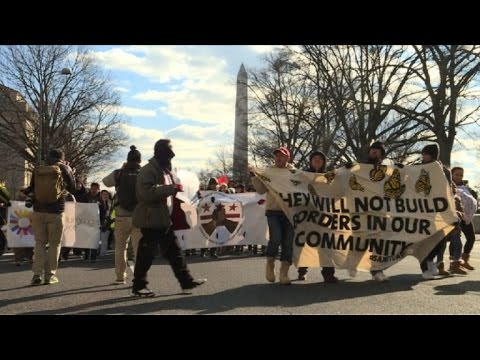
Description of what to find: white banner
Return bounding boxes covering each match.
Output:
[6,201,100,249]
[252,162,458,271]
[174,191,269,249]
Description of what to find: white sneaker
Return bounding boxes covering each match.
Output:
[427,261,439,276]
[372,272,388,282]
[348,269,357,277]
[422,270,434,280]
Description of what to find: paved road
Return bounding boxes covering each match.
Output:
[1,238,480,315]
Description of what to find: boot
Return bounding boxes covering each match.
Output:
[297,267,308,281]
[265,257,276,283]
[437,262,450,276]
[449,260,467,275]
[279,261,291,285]
[321,267,338,283]
[461,253,475,270]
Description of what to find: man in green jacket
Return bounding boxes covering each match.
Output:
[131,139,206,297]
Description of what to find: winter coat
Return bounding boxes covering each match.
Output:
[132,157,177,229]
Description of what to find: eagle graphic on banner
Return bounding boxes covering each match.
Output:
[198,194,243,244]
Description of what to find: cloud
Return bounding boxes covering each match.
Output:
[114,86,130,93]
[94,46,238,126]
[88,123,234,190]
[247,45,281,54]
[93,46,228,83]
[117,106,157,117]
[451,142,480,189]
[134,87,235,124]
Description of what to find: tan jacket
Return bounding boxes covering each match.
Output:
[251,163,295,212]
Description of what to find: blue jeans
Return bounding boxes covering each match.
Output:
[448,229,463,261]
[266,211,293,264]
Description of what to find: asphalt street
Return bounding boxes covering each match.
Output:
[1,238,479,315]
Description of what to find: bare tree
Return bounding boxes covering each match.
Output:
[248,49,319,168]
[300,45,425,163]
[0,45,126,177]
[393,45,480,166]
[198,146,234,185]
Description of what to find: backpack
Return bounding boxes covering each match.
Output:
[34,164,64,204]
[115,167,140,211]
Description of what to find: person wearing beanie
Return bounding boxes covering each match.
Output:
[127,145,142,163]
[297,150,338,284]
[102,145,143,285]
[130,139,206,296]
[48,148,65,162]
[421,144,439,162]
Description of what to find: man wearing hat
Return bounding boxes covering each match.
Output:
[250,146,296,285]
[103,145,143,285]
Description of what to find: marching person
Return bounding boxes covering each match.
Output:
[103,145,143,285]
[131,139,206,296]
[29,149,75,285]
[297,150,338,283]
[250,146,295,285]
[451,166,477,271]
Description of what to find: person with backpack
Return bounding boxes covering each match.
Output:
[102,145,143,285]
[131,139,206,296]
[28,148,75,285]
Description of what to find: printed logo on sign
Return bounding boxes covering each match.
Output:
[198,194,243,245]
[10,209,33,235]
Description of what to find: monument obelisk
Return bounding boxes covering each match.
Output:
[233,63,248,183]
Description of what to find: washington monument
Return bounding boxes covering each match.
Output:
[233,64,248,183]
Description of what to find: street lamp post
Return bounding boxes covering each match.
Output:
[36,67,71,165]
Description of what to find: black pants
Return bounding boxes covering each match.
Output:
[460,221,475,255]
[298,267,334,276]
[420,238,447,272]
[133,228,193,291]
[0,229,6,256]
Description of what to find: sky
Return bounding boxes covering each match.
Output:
[89,45,275,189]
[88,45,480,191]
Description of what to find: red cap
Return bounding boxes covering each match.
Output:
[274,147,290,158]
